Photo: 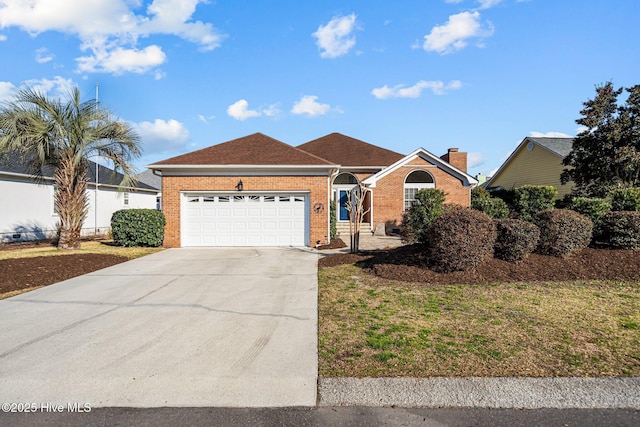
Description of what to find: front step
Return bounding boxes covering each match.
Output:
[336,222,371,237]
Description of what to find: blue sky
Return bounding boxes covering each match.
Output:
[1,0,639,177]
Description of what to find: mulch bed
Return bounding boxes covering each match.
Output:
[319,244,640,285]
[0,254,129,295]
[317,238,347,250]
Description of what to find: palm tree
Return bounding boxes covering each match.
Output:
[0,87,141,249]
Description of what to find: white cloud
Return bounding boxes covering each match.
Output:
[529,131,573,138]
[372,80,462,99]
[133,118,189,154]
[0,81,17,101]
[477,0,503,9]
[467,152,485,168]
[423,11,494,54]
[35,47,54,63]
[575,125,588,134]
[227,99,262,121]
[76,45,167,74]
[226,100,281,120]
[291,95,341,117]
[23,76,75,98]
[0,0,224,75]
[312,13,358,58]
[197,114,215,123]
[0,35,7,41]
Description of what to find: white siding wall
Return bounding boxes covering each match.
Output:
[1,176,158,242]
[0,177,58,241]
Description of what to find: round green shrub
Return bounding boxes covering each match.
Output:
[472,197,509,219]
[493,219,540,262]
[514,185,557,222]
[401,188,446,244]
[111,209,166,247]
[610,188,640,212]
[569,197,611,241]
[427,207,496,272]
[602,211,640,249]
[534,209,592,257]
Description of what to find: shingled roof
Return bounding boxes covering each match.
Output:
[0,151,157,191]
[150,133,335,166]
[527,137,574,158]
[298,133,404,167]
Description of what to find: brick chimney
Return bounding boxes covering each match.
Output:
[440,148,467,173]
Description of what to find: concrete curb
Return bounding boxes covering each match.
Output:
[318,377,640,409]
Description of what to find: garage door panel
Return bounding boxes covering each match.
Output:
[184,193,307,247]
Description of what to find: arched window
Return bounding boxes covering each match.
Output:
[333,173,358,185]
[404,170,435,210]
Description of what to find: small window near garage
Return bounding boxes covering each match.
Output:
[188,195,199,203]
[264,196,275,202]
[249,195,260,202]
[123,191,130,206]
[279,195,291,202]
[293,196,304,202]
[234,195,245,202]
[218,196,230,203]
[203,196,215,203]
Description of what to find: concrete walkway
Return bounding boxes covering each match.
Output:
[0,247,318,408]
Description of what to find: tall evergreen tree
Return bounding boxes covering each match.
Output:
[0,87,141,249]
[562,82,640,197]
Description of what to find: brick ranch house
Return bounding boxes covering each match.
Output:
[147,132,477,248]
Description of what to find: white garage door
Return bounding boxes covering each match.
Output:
[183,193,307,247]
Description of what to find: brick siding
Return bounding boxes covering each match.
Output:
[162,175,330,247]
[372,157,471,233]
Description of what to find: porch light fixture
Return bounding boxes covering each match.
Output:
[236,180,243,191]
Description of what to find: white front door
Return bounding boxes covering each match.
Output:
[183,193,307,247]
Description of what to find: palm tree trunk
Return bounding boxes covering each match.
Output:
[54,158,89,249]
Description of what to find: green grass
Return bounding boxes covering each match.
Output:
[319,264,640,378]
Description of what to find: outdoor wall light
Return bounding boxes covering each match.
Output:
[236,180,243,191]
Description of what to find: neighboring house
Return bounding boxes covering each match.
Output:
[148,132,477,248]
[485,136,574,199]
[136,169,162,210]
[0,155,159,242]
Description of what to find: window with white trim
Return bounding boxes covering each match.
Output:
[123,191,130,206]
[404,170,435,210]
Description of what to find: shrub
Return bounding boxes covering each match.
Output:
[534,209,592,257]
[569,197,612,241]
[111,209,166,247]
[602,211,640,249]
[514,185,557,222]
[472,196,509,219]
[427,207,496,272]
[329,200,337,239]
[401,188,446,244]
[493,219,540,262]
[610,187,640,211]
[471,186,491,202]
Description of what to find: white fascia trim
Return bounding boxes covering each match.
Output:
[0,170,55,182]
[363,148,478,188]
[0,171,156,192]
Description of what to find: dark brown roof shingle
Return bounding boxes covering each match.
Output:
[150,133,335,166]
[298,133,404,167]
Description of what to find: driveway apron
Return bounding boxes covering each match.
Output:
[0,247,318,407]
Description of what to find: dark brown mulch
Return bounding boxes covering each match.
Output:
[0,254,129,294]
[317,238,348,250]
[319,244,640,285]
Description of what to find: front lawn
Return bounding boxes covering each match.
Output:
[319,263,640,377]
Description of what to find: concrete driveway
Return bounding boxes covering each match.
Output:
[0,247,318,407]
